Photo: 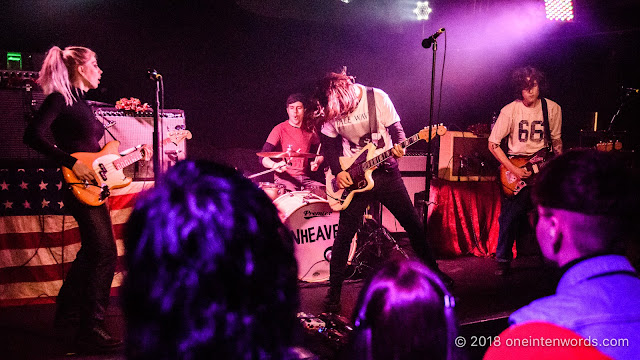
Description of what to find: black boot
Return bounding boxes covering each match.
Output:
[436,269,455,288]
[75,324,123,354]
[495,261,511,276]
[323,284,342,313]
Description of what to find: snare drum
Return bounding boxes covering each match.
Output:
[259,182,286,200]
[273,191,355,282]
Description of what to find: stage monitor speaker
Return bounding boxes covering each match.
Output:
[0,87,49,164]
[94,108,187,180]
[438,131,497,181]
[380,155,431,233]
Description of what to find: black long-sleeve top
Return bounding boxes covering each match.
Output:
[23,91,104,169]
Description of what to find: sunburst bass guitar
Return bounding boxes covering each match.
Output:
[325,125,446,211]
[62,129,192,206]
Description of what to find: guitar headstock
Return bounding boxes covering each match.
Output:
[418,124,447,141]
[167,129,192,145]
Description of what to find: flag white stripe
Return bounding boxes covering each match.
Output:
[0,239,126,268]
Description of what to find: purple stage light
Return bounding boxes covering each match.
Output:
[545,0,574,21]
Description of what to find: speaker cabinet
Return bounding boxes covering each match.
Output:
[438,131,497,181]
[94,108,187,180]
[0,87,49,163]
[380,155,431,233]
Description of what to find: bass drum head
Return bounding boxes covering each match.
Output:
[274,191,355,282]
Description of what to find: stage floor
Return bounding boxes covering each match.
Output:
[0,253,557,360]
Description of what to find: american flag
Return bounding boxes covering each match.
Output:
[0,167,153,307]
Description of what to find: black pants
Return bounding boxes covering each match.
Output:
[329,163,438,289]
[57,190,117,328]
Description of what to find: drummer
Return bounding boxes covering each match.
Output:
[259,93,325,196]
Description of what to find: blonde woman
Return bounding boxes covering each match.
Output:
[24,46,149,353]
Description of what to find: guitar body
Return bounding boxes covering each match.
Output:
[61,130,192,206]
[325,143,377,211]
[324,125,446,211]
[62,141,133,206]
[499,148,550,198]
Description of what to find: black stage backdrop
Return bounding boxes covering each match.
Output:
[1,0,639,171]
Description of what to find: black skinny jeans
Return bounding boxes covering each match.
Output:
[329,163,438,288]
[56,190,117,328]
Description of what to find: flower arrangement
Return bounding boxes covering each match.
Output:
[115,97,151,113]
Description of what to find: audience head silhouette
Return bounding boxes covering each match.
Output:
[124,160,299,360]
[351,260,458,360]
[531,148,638,265]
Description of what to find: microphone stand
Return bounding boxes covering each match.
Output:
[423,39,438,229]
[152,78,161,182]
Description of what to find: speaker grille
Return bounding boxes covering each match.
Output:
[94,108,188,180]
[0,88,49,162]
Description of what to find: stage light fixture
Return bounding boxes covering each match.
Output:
[414,1,433,21]
[545,0,574,21]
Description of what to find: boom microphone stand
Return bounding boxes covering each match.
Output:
[421,28,444,228]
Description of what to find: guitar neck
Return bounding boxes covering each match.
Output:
[112,137,180,170]
[113,148,144,170]
[359,133,422,171]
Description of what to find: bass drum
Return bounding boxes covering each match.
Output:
[273,191,356,282]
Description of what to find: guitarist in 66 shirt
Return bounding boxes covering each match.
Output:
[24,46,151,353]
[488,66,563,276]
[313,68,453,313]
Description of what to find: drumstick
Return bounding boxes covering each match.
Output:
[247,163,287,179]
[312,144,322,162]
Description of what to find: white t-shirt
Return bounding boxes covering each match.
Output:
[321,85,400,158]
[488,98,562,156]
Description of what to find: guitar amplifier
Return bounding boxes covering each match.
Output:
[438,131,497,181]
[0,86,49,164]
[94,108,187,180]
[380,154,433,233]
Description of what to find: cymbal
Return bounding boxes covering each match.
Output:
[257,151,318,158]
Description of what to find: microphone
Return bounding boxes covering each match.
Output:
[422,28,445,48]
[147,68,162,81]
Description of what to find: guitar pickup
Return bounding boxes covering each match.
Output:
[98,163,108,181]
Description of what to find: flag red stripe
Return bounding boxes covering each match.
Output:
[0,228,81,250]
[0,223,126,250]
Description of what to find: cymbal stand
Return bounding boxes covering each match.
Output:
[347,210,409,278]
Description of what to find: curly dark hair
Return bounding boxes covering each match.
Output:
[512,66,547,99]
[123,160,299,360]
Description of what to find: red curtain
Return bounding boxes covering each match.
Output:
[427,179,502,258]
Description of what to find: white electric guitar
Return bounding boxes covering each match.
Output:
[325,125,446,211]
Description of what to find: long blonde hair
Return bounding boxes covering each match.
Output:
[38,46,96,106]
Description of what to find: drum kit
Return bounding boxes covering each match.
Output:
[248,149,405,283]
[248,149,357,283]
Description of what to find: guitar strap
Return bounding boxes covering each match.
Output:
[367,87,380,147]
[541,98,552,153]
